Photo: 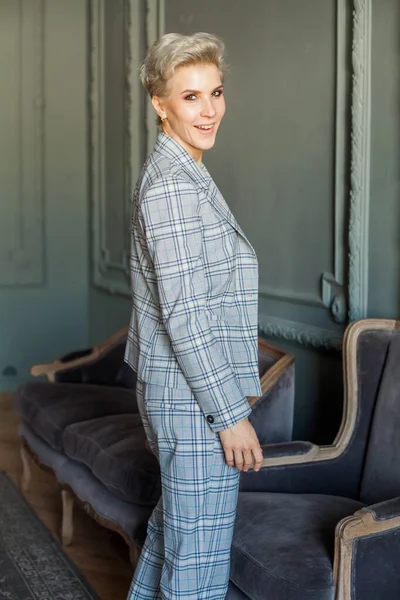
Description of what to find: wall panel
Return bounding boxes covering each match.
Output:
[0,0,89,390]
[90,0,164,297]
[0,0,45,286]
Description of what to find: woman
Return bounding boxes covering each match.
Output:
[125,32,263,600]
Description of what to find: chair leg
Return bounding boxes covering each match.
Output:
[129,544,141,567]
[20,444,32,492]
[61,489,74,546]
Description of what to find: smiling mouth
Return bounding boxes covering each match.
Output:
[194,124,215,131]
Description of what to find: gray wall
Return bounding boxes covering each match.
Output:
[0,0,89,391]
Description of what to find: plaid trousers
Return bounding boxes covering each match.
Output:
[127,378,240,600]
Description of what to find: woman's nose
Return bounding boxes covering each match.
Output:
[200,98,216,118]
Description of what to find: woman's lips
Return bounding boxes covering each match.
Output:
[194,124,215,134]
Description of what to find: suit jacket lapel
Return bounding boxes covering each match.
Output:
[154,133,253,248]
[201,164,253,248]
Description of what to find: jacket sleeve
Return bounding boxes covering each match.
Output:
[140,174,252,432]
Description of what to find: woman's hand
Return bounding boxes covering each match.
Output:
[218,418,263,472]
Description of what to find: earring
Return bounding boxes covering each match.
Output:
[160,115,166,122]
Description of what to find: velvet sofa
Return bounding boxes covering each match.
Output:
[14,327,295,567]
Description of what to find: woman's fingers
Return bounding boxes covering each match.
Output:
[242,449,253,471]
[252,445,264,472]
[224,447,235,468]
[233,449,244,471]
[230,447,263,471]
[234,446,262,471]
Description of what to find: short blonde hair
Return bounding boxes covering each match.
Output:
[140,32,226,119]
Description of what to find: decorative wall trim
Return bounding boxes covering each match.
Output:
[127,0,142,219]
[261,0,371,349]
[90,0,106,290]
[348,0,371,321]
[321,0,350,325]
[91,0,164,295]
[0,0,45,287]
[90,0,122,294]
[258,315,343,351]
[144,0,165,157]
[259,285,325,308]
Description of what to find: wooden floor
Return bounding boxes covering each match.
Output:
[0,393,133,600]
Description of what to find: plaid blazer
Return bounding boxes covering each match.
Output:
[125,133,261,432]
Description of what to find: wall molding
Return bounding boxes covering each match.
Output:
[321,0,350,325]
[144,0,165,157]
[91,0,164,296]
[0,0,45,287]
[259,285,325,308]
[127,0,165,208]
[261,0,371,349]
[348,0,371,321]
[259,315,342,351]
[90,0,130,295]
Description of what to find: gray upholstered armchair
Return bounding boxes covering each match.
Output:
[227,319,400,600]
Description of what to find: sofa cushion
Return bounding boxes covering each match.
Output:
[14,381,138,451]
[231,492,365,600]
[63,414,160,505]
[18,422,153,545]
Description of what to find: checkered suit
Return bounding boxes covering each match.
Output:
[124,133,261,432]
[125,133,261,599]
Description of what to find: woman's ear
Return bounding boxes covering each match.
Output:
[152,96,165,120]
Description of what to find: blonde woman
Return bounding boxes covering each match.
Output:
[125,32,263,600]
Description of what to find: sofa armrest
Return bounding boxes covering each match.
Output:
[261,440,317,459]
[363,496,400,521]
[30,327,129,382]
[240,440,326,493]
[247,338,294,407]
[239,438,361,496]
[334,498,400,600]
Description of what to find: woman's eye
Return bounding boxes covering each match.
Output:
[184,94,197,101]
[213,89,223,97]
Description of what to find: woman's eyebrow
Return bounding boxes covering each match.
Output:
[180,85,224,96]
[180,89,201,95]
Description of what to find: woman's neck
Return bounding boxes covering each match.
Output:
[161,128,203,165]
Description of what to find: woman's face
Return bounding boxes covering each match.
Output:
[153,62,226,163]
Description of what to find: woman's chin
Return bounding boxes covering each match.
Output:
[196,136,217,151]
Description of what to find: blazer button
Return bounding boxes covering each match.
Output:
[206,415,214,424]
